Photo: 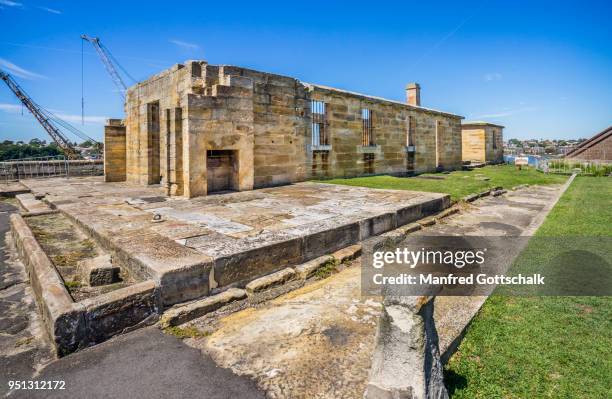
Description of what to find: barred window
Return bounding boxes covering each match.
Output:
[311,100,327,146]
[362,108,374,146]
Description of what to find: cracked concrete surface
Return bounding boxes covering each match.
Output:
[0,182,566,398]
[196,264,382,399]
[21,177,448,304]
[178,183,566,399]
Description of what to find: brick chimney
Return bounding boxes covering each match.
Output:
[406,83,421,106]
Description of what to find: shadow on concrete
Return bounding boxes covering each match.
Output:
[11,327,264,399]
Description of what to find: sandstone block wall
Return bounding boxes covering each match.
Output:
[461,123,504,163]
[113,60,465,198]
[308,85,462,177]
[462,128,485,162]
[486,126,504,163]
[124,62,195,191]
[104,119,126,182]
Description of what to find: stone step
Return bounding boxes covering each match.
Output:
[160,288,247,328]
[15,193,51,213]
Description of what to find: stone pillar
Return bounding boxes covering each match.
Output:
[104,119,126,182]
[169,107,184,196]
[406,83,421,107]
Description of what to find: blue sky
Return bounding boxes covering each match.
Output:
[1,0,611,143]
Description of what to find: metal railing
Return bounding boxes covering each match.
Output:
[536,158,612,176]
[1,155,104,184]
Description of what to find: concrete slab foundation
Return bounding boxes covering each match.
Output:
[21,177,450,305]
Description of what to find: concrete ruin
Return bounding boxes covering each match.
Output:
[104,61,464,198]
[11,176,451,355]
[461,121,504,164]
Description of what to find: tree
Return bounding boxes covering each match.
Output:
[29,138,44,147]
[0,140,62,161]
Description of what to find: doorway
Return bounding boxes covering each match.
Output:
[207,150,237,193]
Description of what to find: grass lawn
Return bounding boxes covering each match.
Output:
[317,164,567,202]
[445,176,612,398]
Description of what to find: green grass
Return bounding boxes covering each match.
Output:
[164,325,210,339]
[317,164,567,202]
[535,176,612,236]
[445,176,612,398]
[313,257,340,279]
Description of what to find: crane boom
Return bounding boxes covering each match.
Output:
[0,71,80,159]
[81,35,128,98]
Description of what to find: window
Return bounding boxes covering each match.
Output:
[362,108,374,146]
[435,121,442,168]
[311,100,327,146]
[492,130,497,150]
[407,116,416,146]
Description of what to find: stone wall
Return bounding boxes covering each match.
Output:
[461,123,503,163]
[124,62,196,191]
[308,85,462,177]
[116,60,465,198]
[103,119,127,182]
[462,128,485,162]
[485,126,504,163]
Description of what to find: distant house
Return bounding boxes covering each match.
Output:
[565,126,612,161]
[461,121,504,164]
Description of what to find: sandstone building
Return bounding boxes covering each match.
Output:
[104,60,464,198]
[565,125,612,161]
[461,121,504,164]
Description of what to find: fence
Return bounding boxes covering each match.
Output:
[0,155,104,184]
[536,158,612,177]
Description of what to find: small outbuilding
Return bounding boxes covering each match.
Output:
[461,121,504,164]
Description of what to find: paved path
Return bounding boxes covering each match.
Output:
[184,184,568,398]
[11,327,264,399]
[0,200,53,398]
[0,199,263,399]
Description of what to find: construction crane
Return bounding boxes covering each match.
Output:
[81,35,135,100]
[0,70,99,159]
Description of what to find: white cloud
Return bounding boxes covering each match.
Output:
[0,0,22,7]
[0,58,47,80]
[0,103,21,112]
[38,6,61,14]
[474,106,537,119]
[483,72,502,82]
[169,39,199,50]
[0,103,107,125]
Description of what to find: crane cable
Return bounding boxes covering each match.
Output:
[101,42,137,85]
[81,37,84,126]
[13,75,99,144]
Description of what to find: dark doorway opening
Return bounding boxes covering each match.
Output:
[207,150,237,194]
[363,153,375,174]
